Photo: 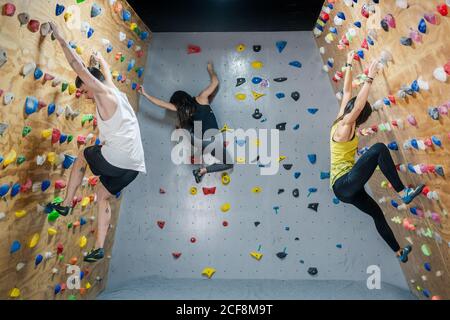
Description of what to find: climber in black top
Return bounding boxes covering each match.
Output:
[139,61,234,183]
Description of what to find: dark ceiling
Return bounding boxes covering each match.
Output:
[128,0,324,32]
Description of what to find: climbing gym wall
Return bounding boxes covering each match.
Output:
[105,31,408,293]
[314,0,450,299]
[0,0,150,300]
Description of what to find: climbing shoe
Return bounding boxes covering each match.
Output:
[45,202,72,217]
[400,184,425,204]
[398,245,412,263]
[84,248,105,263]
[193,169,204,184]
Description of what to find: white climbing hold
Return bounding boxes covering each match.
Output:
[0,212,5,221]
[16,263,26,272]
[3,92,14,105]
[36,155,46,166]
[433,67,447,82]
[21,62,36,77]
[51,268,58,274]
[417,77,430,90]
[119,32,126,42]
[44,252,54,260]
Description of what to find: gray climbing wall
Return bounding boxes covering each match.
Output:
[104,32,409,293]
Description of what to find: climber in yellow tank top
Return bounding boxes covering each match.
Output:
[330,51,425,264]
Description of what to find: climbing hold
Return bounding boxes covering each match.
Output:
[251,91,265,101]
[29,233,40,248]
[292,189,299,198]
[3,92,14,105]
[0,47,7,69]
[433,67,447,82]
[251,187,262,194]
[250,252,263,261]
[274,77,287,82]
[421,244,431,256]
[201,267,216,279]
[221,173,230,185]
[236,44,246,52]
[10,240,21,254]
[291,91,300,101]
[18,12,30,26]
[276,41,287,53]
[236,78,246,87]
[2,3,16,16]
[55,3,65,16]
[307,108,319,115]
[252,77,263,84]
[254,221,261,227]
[35,254,43,266]
[91,3,102,17]
[22,126,32,137]
[202,187,216,195]
[418,18,427,34]
[294,172,301,179]
[48,228,57,236]
[276,93,285,99]
[251,61,263,69]
[307,154,317,164]
[283,164,293,170]
[190,187,197,195]
[320,172,330,180]
[437,4,448,16]
[308,267,318,276]
[400,37,413,46]
[289,61,302,68]
[79,236,87,248]
[28,19,40,33]
[3,149,16,167]
[253,45,261,52]
[48,210,59,222]
[235,93,246,101]
[276,251,288,260]
[307,188,318,197]
[308,203,319,212]
[157,221,165,229]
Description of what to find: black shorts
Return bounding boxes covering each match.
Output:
[83,145,139,196]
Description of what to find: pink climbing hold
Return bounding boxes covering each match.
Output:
[55,180,66,190]
[20,179,32,193]
[444,61,450,75]
[172,252,181,259]
[28,19,40,33]
[44,73,55,82]
[157,221,165,229]
[77,135,86,145]
[2,3,15,16]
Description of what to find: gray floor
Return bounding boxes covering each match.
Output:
[98,277,416,300]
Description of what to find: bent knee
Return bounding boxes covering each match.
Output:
[371,142,388,153]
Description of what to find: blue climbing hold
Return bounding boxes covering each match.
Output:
[411,80,420,92]
[80,217,87,226]
[117,74,123,82]
[25,96,39,115]
[367,36,374,46]
[307,108,319,115]
[95,138,101,146]
[330,27,338,34]
[387,141,398,151]
[63,154,76,169]
[383,97,391,106]
[106,44,113,53]
[137,67,144,78]
[418,18,427,34]
[140,31,149,41]
[48,103,56,116]
[55,4,65,16]
[131,83,138,90]
[307,188,318,197]
[315,24,324,32]
[336,244,343,249]
[289,61,302,68]
[87,27,94,39]
[54,284,62,295]
[41,180,51,192]
[424,263,431,271]
[422,289,430,298]
[431,136,442,147]
[121,9,131,22]
[354,21,362,28]
[294,172,301,179]
[333,197,340,205]
[34,68,43,80]
[357,50,364,59]
[320,172,330,180]
[10,241,21,254]
[11,183,20,197]
[127,59,136,72]
[127,39,134,49]
[276,41,287,53]
[327,59,334,68]
[59,134,68,144]
[337,12,346,20]
[407,163,416,173]
[411,139,419,150]
[252,77,263,84]
[410,207,419,215]
[0,183,11,197]
[35,254,43,266]
[91,3,102,18]
[115,191,121,199]
[391,200,399,208]
[276,93,285,99]
[307,154,317,164]
[0,156,3,165]
[293,124,300,130]
[80,271,85,281]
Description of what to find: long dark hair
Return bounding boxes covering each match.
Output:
[332,97,372,127]
[170,91,197,129]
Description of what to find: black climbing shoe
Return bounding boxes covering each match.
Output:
[193,169,204,184]
[45,202,72,217]
[84,248,105,263]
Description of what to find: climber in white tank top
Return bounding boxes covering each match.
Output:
[46,22,146,263]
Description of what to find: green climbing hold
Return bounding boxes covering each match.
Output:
[53,197,64,204]
[120,56,126,63]
[22,126,32,137]
[16,156,26,165]
[421,244,431,256]
[67,135,73,143]
[58,254,64,262]
[62,83,68,92]
[81,114,94,125]
[68,294,77,300]
[68,222,73,229]
[48,210,60,222]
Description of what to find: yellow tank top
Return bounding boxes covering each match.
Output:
[330,123,359,188]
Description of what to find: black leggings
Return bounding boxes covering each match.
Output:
[191,132,234,174]
[333,143,405,252]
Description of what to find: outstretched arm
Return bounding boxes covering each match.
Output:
[338,50,355,118]
[92,51,115,87]
[138,87,177,112]
[50,21,107,93]
[197,62,219,104]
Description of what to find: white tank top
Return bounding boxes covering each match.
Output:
[96,88,146,173]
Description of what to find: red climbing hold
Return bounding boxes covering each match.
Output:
[56,243,64,255]
[28,19,40,33]
[2,3,16,16]
[55,180,66,190]
[172,252,182,259]
[190,237,196,243]
[422,185,430,196]
[77,135,86,145]
[361,38,369,50]
[187,45,201,54]
[388,95,396,105]
[202,187,216,195]
[44,73,55,82]
[157,221,165,229]
[437,4,448,16]
[51,128,61,144]
[88,176,99,187]
[38,100,47,110]
[20,179,32,193]
[445,61,450,76]
[222,221,229,227]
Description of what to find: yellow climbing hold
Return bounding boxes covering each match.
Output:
[250,252,263,261]
[48,228,58,236]
[47,152,57,165]
[251,61,263,69]
[9,288,21,298]
[236,44,246,52]
[251,91,266,101]
[64,12,72,22]
[81,197,91,207]
[381,181,389,188]
[79,236,88,248]
[15,210,27,218]
[190,187,198,195]
[235,93,246,101]
[75,46,84,55]
[278,156,286,162]
[68,84,77,95]
[130,23,138,31]
[220,124,232,133]
[252,187,262,194]
[201,267,216,279]
[236,157,245,164]
[29,233,40,248]
[221,173,230,185]
[112,70,119,79]
[221,203,231,213]
[85,282,92,289]
[41,129,52,139]
[3,150,17,167]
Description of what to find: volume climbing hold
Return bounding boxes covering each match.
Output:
[308,203,319,212]
[201,267,216,279]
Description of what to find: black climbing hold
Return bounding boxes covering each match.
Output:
[295,237,300,241]
[273,77,287,82]
[283,164,293,170]
[276,252,288,260]
[276,122,287,131]
[291,91,300,101]
[254,221,260,227]
[252,109,263,120]
[293,189,299,198]
[236,78,246,87]
[278,189,285,195]
[308,267,318,276]
[308,203,319,212]
[253,45,261,52]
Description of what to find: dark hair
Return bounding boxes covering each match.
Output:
[75,67,105,89]
[332,97,372,127]
[170,91,197,129]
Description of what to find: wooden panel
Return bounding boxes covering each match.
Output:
[0,0,150,300]
[315,0,450,299]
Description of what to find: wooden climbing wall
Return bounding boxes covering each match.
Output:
[315,0,450,300]
[0,0,150,300]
